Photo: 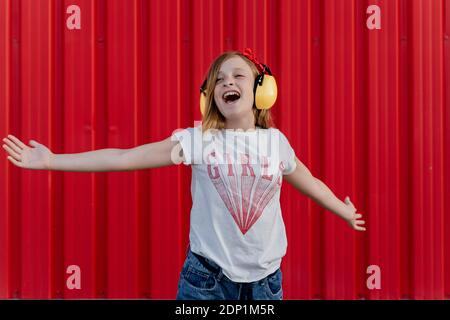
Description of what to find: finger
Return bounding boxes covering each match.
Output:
[3,137,23,154]
[355,213,362,219]
[7,155,23,168]
[2,144,21,161]
[356,220,365,225]
[7,134,27,150]
[357,226,367,231]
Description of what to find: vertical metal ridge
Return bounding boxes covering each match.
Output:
[48,0,64,299]
[437,0,446,299]
[93,0,108,299]
[10,0,22,299]
[0,0,11,299]
[411,0,424,299]
[350,0,357,299]
[393,0,402,299]
[443,0,450,300]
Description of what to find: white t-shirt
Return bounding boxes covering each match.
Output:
[171,124,297,282]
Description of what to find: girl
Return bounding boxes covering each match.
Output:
[2,49,365,300]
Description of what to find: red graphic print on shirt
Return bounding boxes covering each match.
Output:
[207,151,285,234]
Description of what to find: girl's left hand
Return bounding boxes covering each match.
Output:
[344,196,366,231]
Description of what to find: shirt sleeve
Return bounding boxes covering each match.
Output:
[171,125,204,165]
[171,127,193,165]
[277,129,297,175]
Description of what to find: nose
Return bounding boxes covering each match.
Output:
[223,82,235,89]
[222,76,235,87]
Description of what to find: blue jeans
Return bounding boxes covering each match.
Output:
[176,249,283,300]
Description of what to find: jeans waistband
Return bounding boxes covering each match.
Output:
[187,246,280,285]
[190,250,221,273]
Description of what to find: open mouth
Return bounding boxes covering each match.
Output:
[222,90,241,104]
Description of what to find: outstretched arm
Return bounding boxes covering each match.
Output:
[118,136,184,171]
[284,156,366,231]
[3,134,184,172]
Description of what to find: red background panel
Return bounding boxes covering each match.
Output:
[0,0,449,299]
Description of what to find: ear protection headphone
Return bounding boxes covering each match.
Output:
[199,48,278,116]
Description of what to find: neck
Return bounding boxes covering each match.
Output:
[224,114,256,131]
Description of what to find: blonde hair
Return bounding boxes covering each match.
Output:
[201,51,275,133]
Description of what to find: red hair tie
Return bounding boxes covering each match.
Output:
[242,48,266,73]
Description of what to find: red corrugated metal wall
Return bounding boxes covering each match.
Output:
[0,0,449,299]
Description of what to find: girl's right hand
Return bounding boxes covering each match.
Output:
[2,135,53,170]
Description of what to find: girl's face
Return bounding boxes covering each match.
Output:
[213,56,256,120]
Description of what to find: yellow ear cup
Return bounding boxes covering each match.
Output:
[200,91,207,116]
[255,74,277,110]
